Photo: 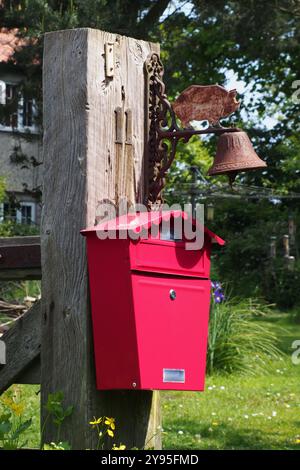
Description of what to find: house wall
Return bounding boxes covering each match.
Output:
[0,31,43,226]
[0,130,43,224]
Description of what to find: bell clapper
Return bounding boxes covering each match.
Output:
[228,172,238,189]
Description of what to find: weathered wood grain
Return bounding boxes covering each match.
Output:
[0,268,41,281]
[0,301,41,395]
[42,28,161,450]
[0,236,40,247]
[16,356,40,385]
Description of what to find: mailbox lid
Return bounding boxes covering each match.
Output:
[81,210,225,279]
[81,210,225,245]
[132,273,211,391]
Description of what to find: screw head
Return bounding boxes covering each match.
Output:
[169,289,176,300]
[132,382,137,388]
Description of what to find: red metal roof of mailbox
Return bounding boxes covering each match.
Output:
[81,210,225,245]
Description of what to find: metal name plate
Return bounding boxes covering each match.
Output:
[163,368,185,383]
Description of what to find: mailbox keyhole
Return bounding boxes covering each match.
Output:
[169,289,176,300]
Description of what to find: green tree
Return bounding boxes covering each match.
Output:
[1,1,299,305]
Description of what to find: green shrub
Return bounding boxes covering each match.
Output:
[263,259,300,310]
[207,298,282,375]
[0,220,39,237]
[291,306,300,324]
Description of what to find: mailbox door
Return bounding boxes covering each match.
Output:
[132,274,211,390]
[130,238,211,278]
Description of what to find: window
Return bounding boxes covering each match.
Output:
[0,202,16,222]
[17,202,36,224]
[0,80,37,132]
[22,97,33,127]
[3,83,18,128]
[0,202,36,225]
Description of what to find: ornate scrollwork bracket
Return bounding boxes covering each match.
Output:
[144,53,240,209]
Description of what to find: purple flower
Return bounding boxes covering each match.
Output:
[211,281,225,304]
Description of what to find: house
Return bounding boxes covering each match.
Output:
[0,28,42,226]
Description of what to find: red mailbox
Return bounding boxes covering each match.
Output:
[81,211,225,391]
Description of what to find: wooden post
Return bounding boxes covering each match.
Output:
[41,28,161,449]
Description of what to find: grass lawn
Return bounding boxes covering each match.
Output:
[0,314,299,450]
[163,314,300,450]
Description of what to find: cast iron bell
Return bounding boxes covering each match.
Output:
[208,131,267,184]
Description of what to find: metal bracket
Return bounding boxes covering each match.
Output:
[144,53,240,208]
[105,42,115,78]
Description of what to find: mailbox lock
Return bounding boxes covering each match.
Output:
[169,289,176,300]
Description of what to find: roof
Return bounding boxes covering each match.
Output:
[81,210,225,245]
[0,28,26,63]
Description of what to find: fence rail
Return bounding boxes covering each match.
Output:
[0,237,41,392]
[0,236,41,280]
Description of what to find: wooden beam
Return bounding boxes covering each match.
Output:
[41,28,161,450]
[0,301,41,395]
[0,236,41,280]
[0,236,40,247]
[16,356,40,385]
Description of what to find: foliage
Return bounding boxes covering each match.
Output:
[0,2,298,295]
[42,391,73,447]
[207,297,282,375]
[0,281,40,311]
[0,388,32,449]
[203,198,300,304]
[0,220,39,236]
[264,259,300,310]
[0,178,6,203]
[0,387,126,450]
[43,441,71,450]
[159,1,300,137]
[293,307,300,324]
[1,0,299,136]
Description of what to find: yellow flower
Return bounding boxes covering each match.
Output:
[89,417,102,427]
[105,417,116,430]
[1,396,14,407]
[1,395,25,416]
[112,444,126,450]
[107,429,114,438]
[10,402,25,416]
[212,422,219,426]
[295,439,300,444]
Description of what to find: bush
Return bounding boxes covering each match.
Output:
[263,259,300,310]
[207,297,282,375]
[0,220,39,237]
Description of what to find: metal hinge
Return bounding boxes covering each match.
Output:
[105,42,115,78]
